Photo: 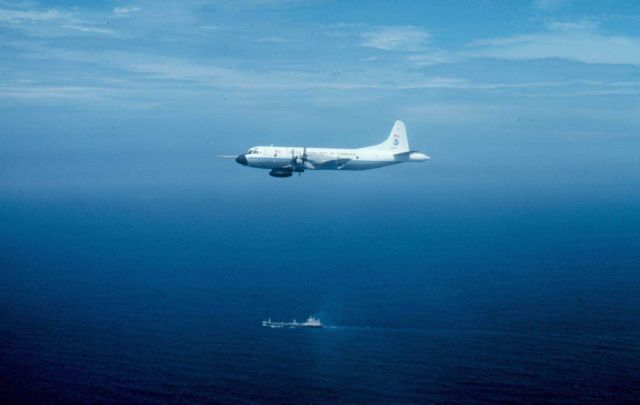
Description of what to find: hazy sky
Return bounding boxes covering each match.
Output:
[1,0,639,193]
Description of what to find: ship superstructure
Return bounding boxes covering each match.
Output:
[262,317,323,329]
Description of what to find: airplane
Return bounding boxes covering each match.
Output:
[218,120,429,177]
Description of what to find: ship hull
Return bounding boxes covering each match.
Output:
[262,322,323,329]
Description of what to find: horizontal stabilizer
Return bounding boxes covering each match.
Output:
[394,150,420,157]
[394,150,430,161]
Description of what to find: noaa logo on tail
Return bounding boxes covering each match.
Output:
[393,133,400,145]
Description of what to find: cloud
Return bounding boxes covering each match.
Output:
[220,0,328,8]
[0,6,113,36]
[362,26,430,51]
[257,36,287,43]
[0,8,65,23]
[0,85,119,101]
[3,41,474,96]
[407,51,456,66]
[401,103,516,125]
[469,21,640,65]
[62,24,113,35]
[8,38,640,106]
[199,25,224,31]
[544,18,598,31]
[113,6,141,17]
[2,3,639,108]
[533,0,572,11]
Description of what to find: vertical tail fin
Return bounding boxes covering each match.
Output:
[367,120,409,152]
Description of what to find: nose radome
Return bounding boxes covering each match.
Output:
[235,154,248,166]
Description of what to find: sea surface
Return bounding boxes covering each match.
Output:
[1,167,639,403]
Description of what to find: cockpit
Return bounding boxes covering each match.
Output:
[246,148,261,155]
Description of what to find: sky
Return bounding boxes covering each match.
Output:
[0,0,639,194]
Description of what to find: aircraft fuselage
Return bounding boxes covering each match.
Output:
[237,146,422,171]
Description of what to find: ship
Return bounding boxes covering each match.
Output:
[262,316,323,329]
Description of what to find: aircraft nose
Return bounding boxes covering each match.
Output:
[235,154,248,166]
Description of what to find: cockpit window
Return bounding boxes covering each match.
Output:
[246,149,259,155]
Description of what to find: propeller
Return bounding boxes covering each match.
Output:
[291,147,313,175]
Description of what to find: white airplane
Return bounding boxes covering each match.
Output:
[219,120,429,177]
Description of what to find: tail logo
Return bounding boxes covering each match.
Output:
[393,133,400,145]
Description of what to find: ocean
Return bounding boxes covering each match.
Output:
[1,159,639,403]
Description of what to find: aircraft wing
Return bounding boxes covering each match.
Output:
[308,155,351,169]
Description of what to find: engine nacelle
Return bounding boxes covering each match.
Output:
[269,168,293,178]
[292,157,305,172]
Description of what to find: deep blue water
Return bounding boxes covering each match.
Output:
[1,168,639,402]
